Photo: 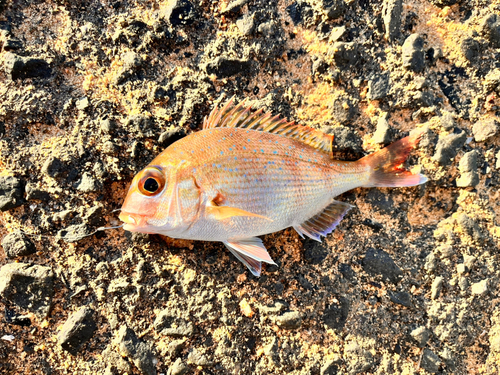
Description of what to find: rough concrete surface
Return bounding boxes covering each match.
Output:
[0,0,500,374]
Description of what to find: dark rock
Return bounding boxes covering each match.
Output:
[168,339,185,357]
[440,347,456,371]
[456,213,483,243]
[57,307,97,355]
[367,73,391,100]
[329,92,358,123]
[365,189,394,215]
[339,263,355,281]
[481,14,500,48]
[286,1,314,26]
[388,290,411,307]
[402,34,425,73]
[206,57,253,78]
[303,239,329,264]
[4,309,31,326]
[328,42,358,68]
[330,126,362,152]
[57,224,92,243]
[0,263,54,318]
[323,297,349,330]
[382,0,403,42]
[362,248,402,284]
[236,12,256,36]
[320,0,347,20]
[126,115,155,137]
[321,358,340,375]
[0,176,24,211]
[432,129,467,165]
[410,326,430,348]
[158,128,186,147]
[0,0,7,13]
[84,206,105,226]
[154,311,194,337]
[168,358,188,375]
[275,311,302,329]
[461,37,481,62]
[116,325,156,375]
[42,156,65,178]
[472,118,498,142]
[222,0,249,15]
[412,90,435,107]
[456,150,479,187]
[3,37,23,51]
[0,120,4,137]
[3,52,52,80]
[420,348,440,373]
[429,0,458,5]
[25,183,50,201]
[1,231,36,259]
[76,172,99,192]
[163,0,196,26]
[312,57,329,75]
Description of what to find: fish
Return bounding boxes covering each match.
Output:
[119,98,427,276]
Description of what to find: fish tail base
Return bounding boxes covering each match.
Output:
[360,129,427,188]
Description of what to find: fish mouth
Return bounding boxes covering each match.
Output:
[119,211,151,232]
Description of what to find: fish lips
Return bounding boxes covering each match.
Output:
[119,211,153,233]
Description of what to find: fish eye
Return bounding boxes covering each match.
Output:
[143,178,159,193]
[138,167,166,196]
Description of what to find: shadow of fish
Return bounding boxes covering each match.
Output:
[119,98,427,276]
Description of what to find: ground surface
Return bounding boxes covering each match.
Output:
[0,0,500,374]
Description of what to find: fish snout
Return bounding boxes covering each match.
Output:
[119,211,151,232]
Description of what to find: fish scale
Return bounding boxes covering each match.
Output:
[119,99,427,276]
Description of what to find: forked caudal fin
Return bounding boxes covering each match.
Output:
[360,129,428,188]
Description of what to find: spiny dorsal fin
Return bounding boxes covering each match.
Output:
[203,97,333,155]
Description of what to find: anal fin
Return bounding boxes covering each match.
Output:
[223,237,276,277]
[294,200,353,242]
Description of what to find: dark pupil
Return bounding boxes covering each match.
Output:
[144,178,159,193]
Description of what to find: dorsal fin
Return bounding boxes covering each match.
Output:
[203,97,334,155]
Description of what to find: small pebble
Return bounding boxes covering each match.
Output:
[410,326,430,348]
[471,279,488,296]
[275,311,302,330]
[431,276,443,300]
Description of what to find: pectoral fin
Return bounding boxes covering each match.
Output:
[294,200,353,242]
[223,237,277,276]
[206,204,272,222]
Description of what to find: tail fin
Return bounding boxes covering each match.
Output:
[360,129,428,188]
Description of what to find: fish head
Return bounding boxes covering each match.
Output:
[119,165,169,233]
[119,160,201,236]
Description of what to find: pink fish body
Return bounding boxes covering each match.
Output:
[119,99,427,276]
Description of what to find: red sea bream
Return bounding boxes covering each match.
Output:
[119,99,427,276]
